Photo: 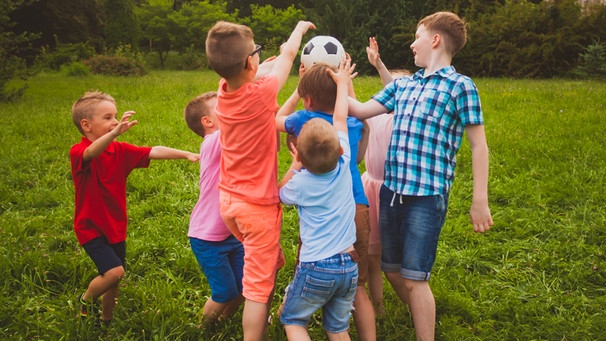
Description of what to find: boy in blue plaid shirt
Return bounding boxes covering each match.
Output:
[349,11,493,340]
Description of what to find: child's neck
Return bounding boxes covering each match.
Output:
[224,72,255,93]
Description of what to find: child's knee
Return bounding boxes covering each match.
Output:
[103,266,125,283]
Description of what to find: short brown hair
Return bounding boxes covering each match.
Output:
[418,11,467,56]
[296,118,341,174]
[184,91,217,137]
[71,90,115,135]
[205,21,254,79]
[297,63,338,113]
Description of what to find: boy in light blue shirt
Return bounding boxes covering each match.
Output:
[278,60,358,340]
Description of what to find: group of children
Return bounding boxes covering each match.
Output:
[70,11,493,341]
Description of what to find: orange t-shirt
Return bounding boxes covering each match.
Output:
[215,76,280,205]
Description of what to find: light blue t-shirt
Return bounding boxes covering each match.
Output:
[279,131,356,263]
[284,109,369,206]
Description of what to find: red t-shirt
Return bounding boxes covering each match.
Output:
[70,138,151,245]
[215,76,280,205]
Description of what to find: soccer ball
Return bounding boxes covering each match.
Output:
[300,36,346,69]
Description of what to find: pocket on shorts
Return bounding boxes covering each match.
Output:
[301,275,334,304]
[344,274,358,301]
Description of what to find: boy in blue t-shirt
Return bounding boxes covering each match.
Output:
[278,61,358,340]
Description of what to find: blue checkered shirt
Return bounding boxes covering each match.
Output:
[372,66,484,196]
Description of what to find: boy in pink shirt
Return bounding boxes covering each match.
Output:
[184,91,244,326]
[205,20,315,340]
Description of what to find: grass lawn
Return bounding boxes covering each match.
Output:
[0,70,605,340]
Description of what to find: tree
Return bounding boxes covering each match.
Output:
[104,0,141,50]
[1,0,38,102]
[10,0,106,54]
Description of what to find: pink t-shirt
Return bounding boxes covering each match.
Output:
[364,114,394,180]
[215,76,280,205]
[188,131,231,241]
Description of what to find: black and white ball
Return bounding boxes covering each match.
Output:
[300,36,346,69]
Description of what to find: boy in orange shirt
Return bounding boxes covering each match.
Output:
[205,20,315,340]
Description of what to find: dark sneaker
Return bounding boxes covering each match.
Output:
[78,293,98,320]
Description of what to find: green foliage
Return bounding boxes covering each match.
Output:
[243,5,306,55]
[61,62,91,77]
[1,71,606,339]
[136,0,235,68]
[34,42,97,71]
[83,55,146,76]
[572,41,606,78]
[104,0,141,50]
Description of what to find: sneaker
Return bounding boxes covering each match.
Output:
[78,293,98,320]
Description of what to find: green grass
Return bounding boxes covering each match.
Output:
[1,71,605,340]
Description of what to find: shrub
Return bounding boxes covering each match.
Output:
[35,42,96,71]
[83,55,146,76]
[61,62,90,77]
[572,41,606,79]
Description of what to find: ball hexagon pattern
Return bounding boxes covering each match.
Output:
[300,35,346,69]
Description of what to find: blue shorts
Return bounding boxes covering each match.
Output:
[379,185,448,281]
[82,237,126,275]
[190,235,244,303]
[280,253,358,334]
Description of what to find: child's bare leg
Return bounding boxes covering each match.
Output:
[352,287,376,341]
[82,266,124,302]
[101,283,119,321]
[242,299,271,341]
[326,330,351,341]
[367,254,385,315]
[284,325,312,341]
[201,295,245,324]
[221,294,245,320]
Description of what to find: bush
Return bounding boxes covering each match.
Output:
[83,55,146,76]
[61,62,90,77]
[572,41,606,79]
[35,42,96,71]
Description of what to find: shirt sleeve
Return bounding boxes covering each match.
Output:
[279,175,299,206]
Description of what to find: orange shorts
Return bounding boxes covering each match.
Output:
[219,191,285,303]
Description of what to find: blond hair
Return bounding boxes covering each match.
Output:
[184,92,217,137]
[297,63,338,113]
[71,90,115,135]
[297,118,341,174]
[418,11,467,56]
[205,21,254,79]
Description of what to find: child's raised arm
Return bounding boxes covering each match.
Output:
[367,37,392,86]
[269,21,315,89]
[327,59,355,134]
[83,111,138,162]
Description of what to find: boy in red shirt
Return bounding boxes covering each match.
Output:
[70,90,199,325]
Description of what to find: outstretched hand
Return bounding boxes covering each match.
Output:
[327,58,356,85]
[366,37,380,67]
[112,111,138,137]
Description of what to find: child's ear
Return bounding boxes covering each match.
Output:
[201,116,214,128]
[339,146,344,155]
[80,119,92,132]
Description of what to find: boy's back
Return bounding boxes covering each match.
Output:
[279,125,356,262]
[215,76,281,204]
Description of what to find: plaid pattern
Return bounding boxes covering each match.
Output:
[372,66,484,196]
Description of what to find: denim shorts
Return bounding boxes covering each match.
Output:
[379,185,448,281]
[190,235,244,303]
[82,236,126,275]
[280,253,358,333]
